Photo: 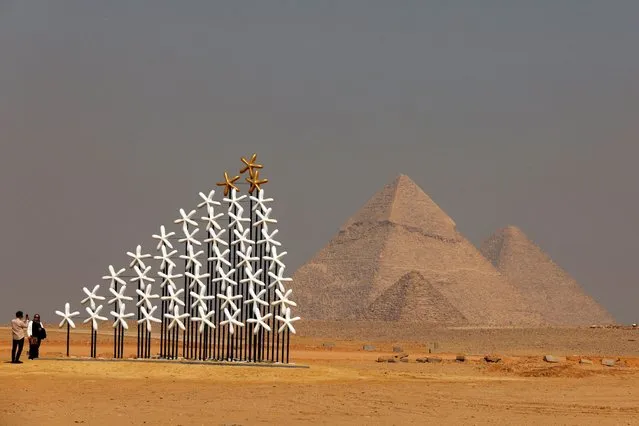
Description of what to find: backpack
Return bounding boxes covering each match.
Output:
[39,327,47,340]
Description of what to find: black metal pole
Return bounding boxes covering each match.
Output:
[66,323,70,357]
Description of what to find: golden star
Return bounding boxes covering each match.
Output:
[216,171,241,197]
[239,153,264,175]
[246,169,269,194]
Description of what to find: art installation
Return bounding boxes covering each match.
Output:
[55,154,299,363]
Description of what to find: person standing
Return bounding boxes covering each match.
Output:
[11,311,29,364]
[28,314,44,360]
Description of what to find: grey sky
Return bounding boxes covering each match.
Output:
[1,1,637,323]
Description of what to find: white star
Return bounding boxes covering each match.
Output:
[154,245,178,270]
[81,285,106,310]
[179,227,201,246]
[212,265,237,291]
[232,227,254,253]
[264,246,287,272]
[201,205,224,231]
[189,284,215,311]
[83,305,108,331]
[102,265,126,289]
[258,228,281,253]
[254,207,277,231]
[236,246,259,272]
[130,265,155,288]
[273,288,297,311]
[165,305,189,331]
[217,286,243,312]
[249,189,273,212]
[275,307,300,334]
[208,244,231,269]
[197,189,221,210]
[158,265,183,289]
[152,225,175,250]
[223,189,247,215]
[161,286,185,310]
[240,268,265,288]
[268,267,293,292]
[55,303,80,329]
[228,210,250,233]
[247,306,272,334]
[174,208,198,228]
[244,284,268,310]
[179,244,204,270]
[126,245,152,269]
[108,285,133,306]
[110,302,134,330]
[136,283,160,310]
[204,227,228,247]
[138,305,162,332]
[185,265,210,290]
[191,306,216,334]
[220,308,243,334]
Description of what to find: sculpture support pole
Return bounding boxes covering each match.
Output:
[182,242,188,358]
[66,323,70,357]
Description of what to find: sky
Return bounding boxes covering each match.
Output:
[1,1,637,323]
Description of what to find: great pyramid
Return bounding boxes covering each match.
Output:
[290,174,543,326]
[480,226,614,325]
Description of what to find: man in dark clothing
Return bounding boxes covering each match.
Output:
[10,311,29,364]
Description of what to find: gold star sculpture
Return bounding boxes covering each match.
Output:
[246,169,269,194]
[239,153,264,176]
[216,171,241,196]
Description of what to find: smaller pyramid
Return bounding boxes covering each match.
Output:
[365,271,468,324]
[481,226,614,325]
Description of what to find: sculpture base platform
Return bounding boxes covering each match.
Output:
[40,357,309,368]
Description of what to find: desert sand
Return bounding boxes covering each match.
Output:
[2,324,639,425]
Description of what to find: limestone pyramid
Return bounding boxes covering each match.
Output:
[290,174,543,326]
[480,226,614,325]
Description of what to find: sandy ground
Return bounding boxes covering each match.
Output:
[1,325,639,425]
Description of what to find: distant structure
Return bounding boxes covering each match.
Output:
[290,174,543,326]
[480,226,614,325]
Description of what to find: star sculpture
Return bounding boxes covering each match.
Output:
[223,188,247,214]
[201,205,224,231]
[232,227,254,253]
[273,288,298,311]
[213,265,237,291]
[158,265,183,289]
[244,284,268,310]
[254,207,277,230]
[174,208,198,228]
[190,285,215,311]
[191,306,216,334]
[55,303,80,329]
[228,209,250,233]
[264,246,287,272]
[258,228,282,253]
[136,283,160,310]
[197,189,221,210]
[239,153,263,175]
[130,265,155,289]
[152,225,175,250]
[236,246,259,272]
[217,286,243,312]
[245,169,269,194]
[179,227,201,246]
[268,268,293,292]
[208,245,232,269]
[240,268,265,288]
[275,307,300,334]
[138,305,162,332]
[126,245,152,269]
[110,302,134,330]
[81,285,106,310]
[204,227,228,247]
[161,285,185,310]
[249,189,274,212]
[165,305,189,331]
[179,244,204,270]
[102,265,126,289]
[247,306,272,334]
[108,285,133,306]
[185,265,210,290]
[154,245,177,270]
[216,171,241,197]
[220,308,243,335]
[83,305,108,331]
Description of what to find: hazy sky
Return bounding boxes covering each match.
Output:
[1,1,637,323]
